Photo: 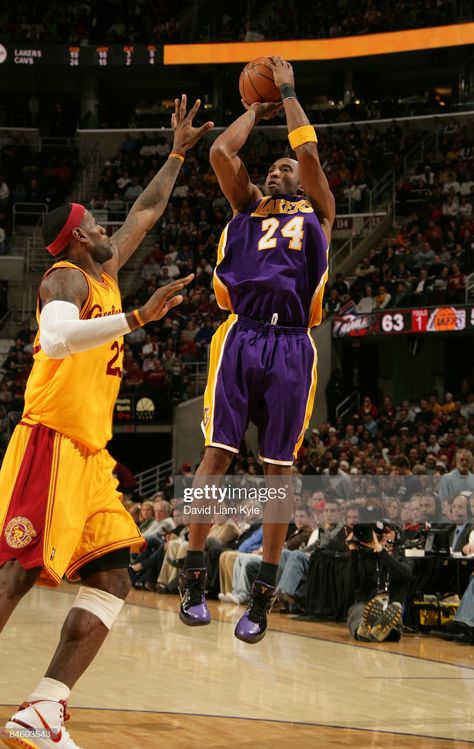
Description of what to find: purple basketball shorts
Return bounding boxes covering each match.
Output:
[202,314,317,465]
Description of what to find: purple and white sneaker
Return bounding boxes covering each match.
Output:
[178,568,211,626]
[234,581,277,644]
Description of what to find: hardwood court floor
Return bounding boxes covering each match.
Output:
[0,586,473,748]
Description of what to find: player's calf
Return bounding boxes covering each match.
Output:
[0,561,41,633]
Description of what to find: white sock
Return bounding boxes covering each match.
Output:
[28,677,70,704]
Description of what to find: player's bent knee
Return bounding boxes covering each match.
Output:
[92,566,131,599]
[77,547,131,601]
[71,585,125,629]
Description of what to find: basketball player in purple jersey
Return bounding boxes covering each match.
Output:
[179,57,335,643]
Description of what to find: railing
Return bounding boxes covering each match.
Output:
[78,109,474,135]
[134,459,174,499]
[0,309,21,339]
[403,131,437,176]
[329,212,387,272]
[77,142,101,202]
[5,281,38,319]
[466,272,474,303]
[12,202,48,233]
[368,172,395,213]
[25,237,50,272]
[336,391,360,420]
[39,136,78,150]
[89,209,133,227]
[183,359,209,399]
[0,309,13,334]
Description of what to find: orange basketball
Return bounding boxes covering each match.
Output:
[239,57,281,104]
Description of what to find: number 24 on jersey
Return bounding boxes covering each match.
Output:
[258,217,305,252]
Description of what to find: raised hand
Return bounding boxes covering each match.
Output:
[171,95,214,153]
[268,56,295,89]
[241,99,283,122]
[140,274,194,323]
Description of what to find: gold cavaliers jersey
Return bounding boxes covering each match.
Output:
[22,261,124,451]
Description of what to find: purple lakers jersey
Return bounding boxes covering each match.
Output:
[213,194,329,327]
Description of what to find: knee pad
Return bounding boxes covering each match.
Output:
[71,586,125,629]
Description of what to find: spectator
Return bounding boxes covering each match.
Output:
[374,285,391,310]
[162,254,180,280]
[0,176,9,212]
[138,501,156,534]
[324,289,341,315]
[345,524,414,642]
[439,449,474,500]
[219,506,313,605]
[419,492,441,524]
[356,285,374,313]
[431,576,474,644]
[123,176,144,201]
[443,492,473,552]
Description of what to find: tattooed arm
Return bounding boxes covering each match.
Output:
[105,95,213,277]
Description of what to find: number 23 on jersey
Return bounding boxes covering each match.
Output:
[106,340,124,377]
[258,216,305,252]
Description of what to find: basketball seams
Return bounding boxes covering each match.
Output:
[252,66,276,82]
[239,56,281,104]
[245,73,261,101]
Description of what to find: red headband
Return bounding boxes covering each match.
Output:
[46,203,85,256]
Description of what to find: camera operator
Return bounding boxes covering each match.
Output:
[345,522,414,642]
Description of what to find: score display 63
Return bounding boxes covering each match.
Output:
[381,312,405,333]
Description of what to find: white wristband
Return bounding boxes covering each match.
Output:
[39,300,131,359]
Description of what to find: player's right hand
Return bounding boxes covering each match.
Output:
[268,56,295,89]
[171,95,214,152]
[140,274,194,323]
[241,100,283,121]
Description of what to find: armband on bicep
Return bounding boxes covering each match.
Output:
[39,300,131,359]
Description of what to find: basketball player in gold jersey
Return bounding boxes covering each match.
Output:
[0,95,212,749]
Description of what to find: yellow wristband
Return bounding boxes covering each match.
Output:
[132,309,145,327]
[288,125,318,150]
[169,151,185,162]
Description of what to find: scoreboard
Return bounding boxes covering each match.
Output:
[332,305,474,338]
[0,43,161,67]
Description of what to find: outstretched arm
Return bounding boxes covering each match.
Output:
[38,269,194,359]
[269,57,335,243]
[210,102,281,214]
[107,95,213,273]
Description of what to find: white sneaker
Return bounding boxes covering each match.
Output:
[1,700,83,749]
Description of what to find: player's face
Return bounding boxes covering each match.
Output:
[264,158,302,196]
[82,211,113,262]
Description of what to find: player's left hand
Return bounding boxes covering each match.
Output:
[268,56,295,89]
[171,94,214,153]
